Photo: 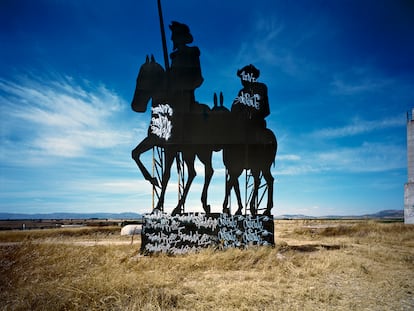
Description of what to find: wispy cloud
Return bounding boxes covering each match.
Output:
[330,67,392,95]
[310,115,405,139]
[316,142,405,173]
[233,17,304,76]
[277,154,301,161]
[277,141,405,176]
[0,74,134,162]
[331,77,390,95]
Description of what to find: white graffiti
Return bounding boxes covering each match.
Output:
[146,230,214,247]
[242,228,271,245]
[234,92,261,110]
[218,215,273,248]
[146,213,219,231]
[144,243,202,255]
[218,228,242,248]
[152,104,173,116]
[141,213,274,255]
[219,214,239,228]
[177,231,214,246]
[142,213,219,255]
[239,70,256,82]
[150,103,173,140]
[174,214,219,230]
[144,217,183,232]
[242,217,264,231]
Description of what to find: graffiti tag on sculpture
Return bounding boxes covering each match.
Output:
[150,103,173,141]
[219,213,274,248]
[141,213,274,255]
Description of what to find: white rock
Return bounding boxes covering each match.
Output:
[121,224,142,236]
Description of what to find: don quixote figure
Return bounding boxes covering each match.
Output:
[131,1,277,217]
[131,22,214,216]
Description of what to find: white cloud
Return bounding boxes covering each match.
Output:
[330,67,392,95]
[311,115,405,139]
[0,74,134,161]
[277,154,301,161]
[316,142,405,173]
[68,178,152,196]
[275,141,405,176]
[232,18,304,76]
[331,77,390,95]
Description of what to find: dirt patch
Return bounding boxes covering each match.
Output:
[279,243,342,253]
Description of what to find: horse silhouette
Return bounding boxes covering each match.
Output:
[131,56,277,216]
[131,55,214,215]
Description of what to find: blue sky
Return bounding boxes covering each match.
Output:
[1,0,413,216]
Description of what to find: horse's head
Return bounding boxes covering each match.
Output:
[131,55,166,113]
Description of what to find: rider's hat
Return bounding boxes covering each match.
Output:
[169,21,193,46]
[237,64,260,81]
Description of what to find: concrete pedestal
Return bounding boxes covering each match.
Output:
[140,212,275,255]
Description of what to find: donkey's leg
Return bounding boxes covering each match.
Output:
[154,149,175,212]
[131,137,158,187]
[262,167,274,216]
[222,171,230,214]
[172,152,197,216]
[250,170,261,216]
[222,173,233,215]
[223,170,243,215]
[233,177,244,215]
[198,151,213,214]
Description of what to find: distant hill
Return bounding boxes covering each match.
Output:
[0,212,142,220]
[362,209,404,218]
[275,214,316,220]
[0,209,404,220]
[276,209,404,220]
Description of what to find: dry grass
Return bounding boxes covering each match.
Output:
[1,220,413,310]
[0,226,121,243]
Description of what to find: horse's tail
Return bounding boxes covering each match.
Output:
[272,132,278,168]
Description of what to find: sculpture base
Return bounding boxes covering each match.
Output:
[140,212,274,255]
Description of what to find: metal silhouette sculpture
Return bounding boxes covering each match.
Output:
[132,21,215,216]
[131,21,277,216]
[131,55,214,216]
[223,65,276,216]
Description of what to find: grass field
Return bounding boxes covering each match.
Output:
[0,220,413,310]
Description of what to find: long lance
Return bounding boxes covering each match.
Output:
[157,0,169,70]
[157,0,185,210]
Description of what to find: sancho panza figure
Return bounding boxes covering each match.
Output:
[231,64,270,131]
[168,21,204,113]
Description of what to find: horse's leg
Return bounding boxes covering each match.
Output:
[131,137,158,187]
[171,151,197,216]
[250,169,261,216]
[262,167,274,216]
[197,150,213,214]
[154,148,175,212]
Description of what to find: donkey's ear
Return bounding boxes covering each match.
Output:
[150,54,155,63]
[145,55,149,63]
